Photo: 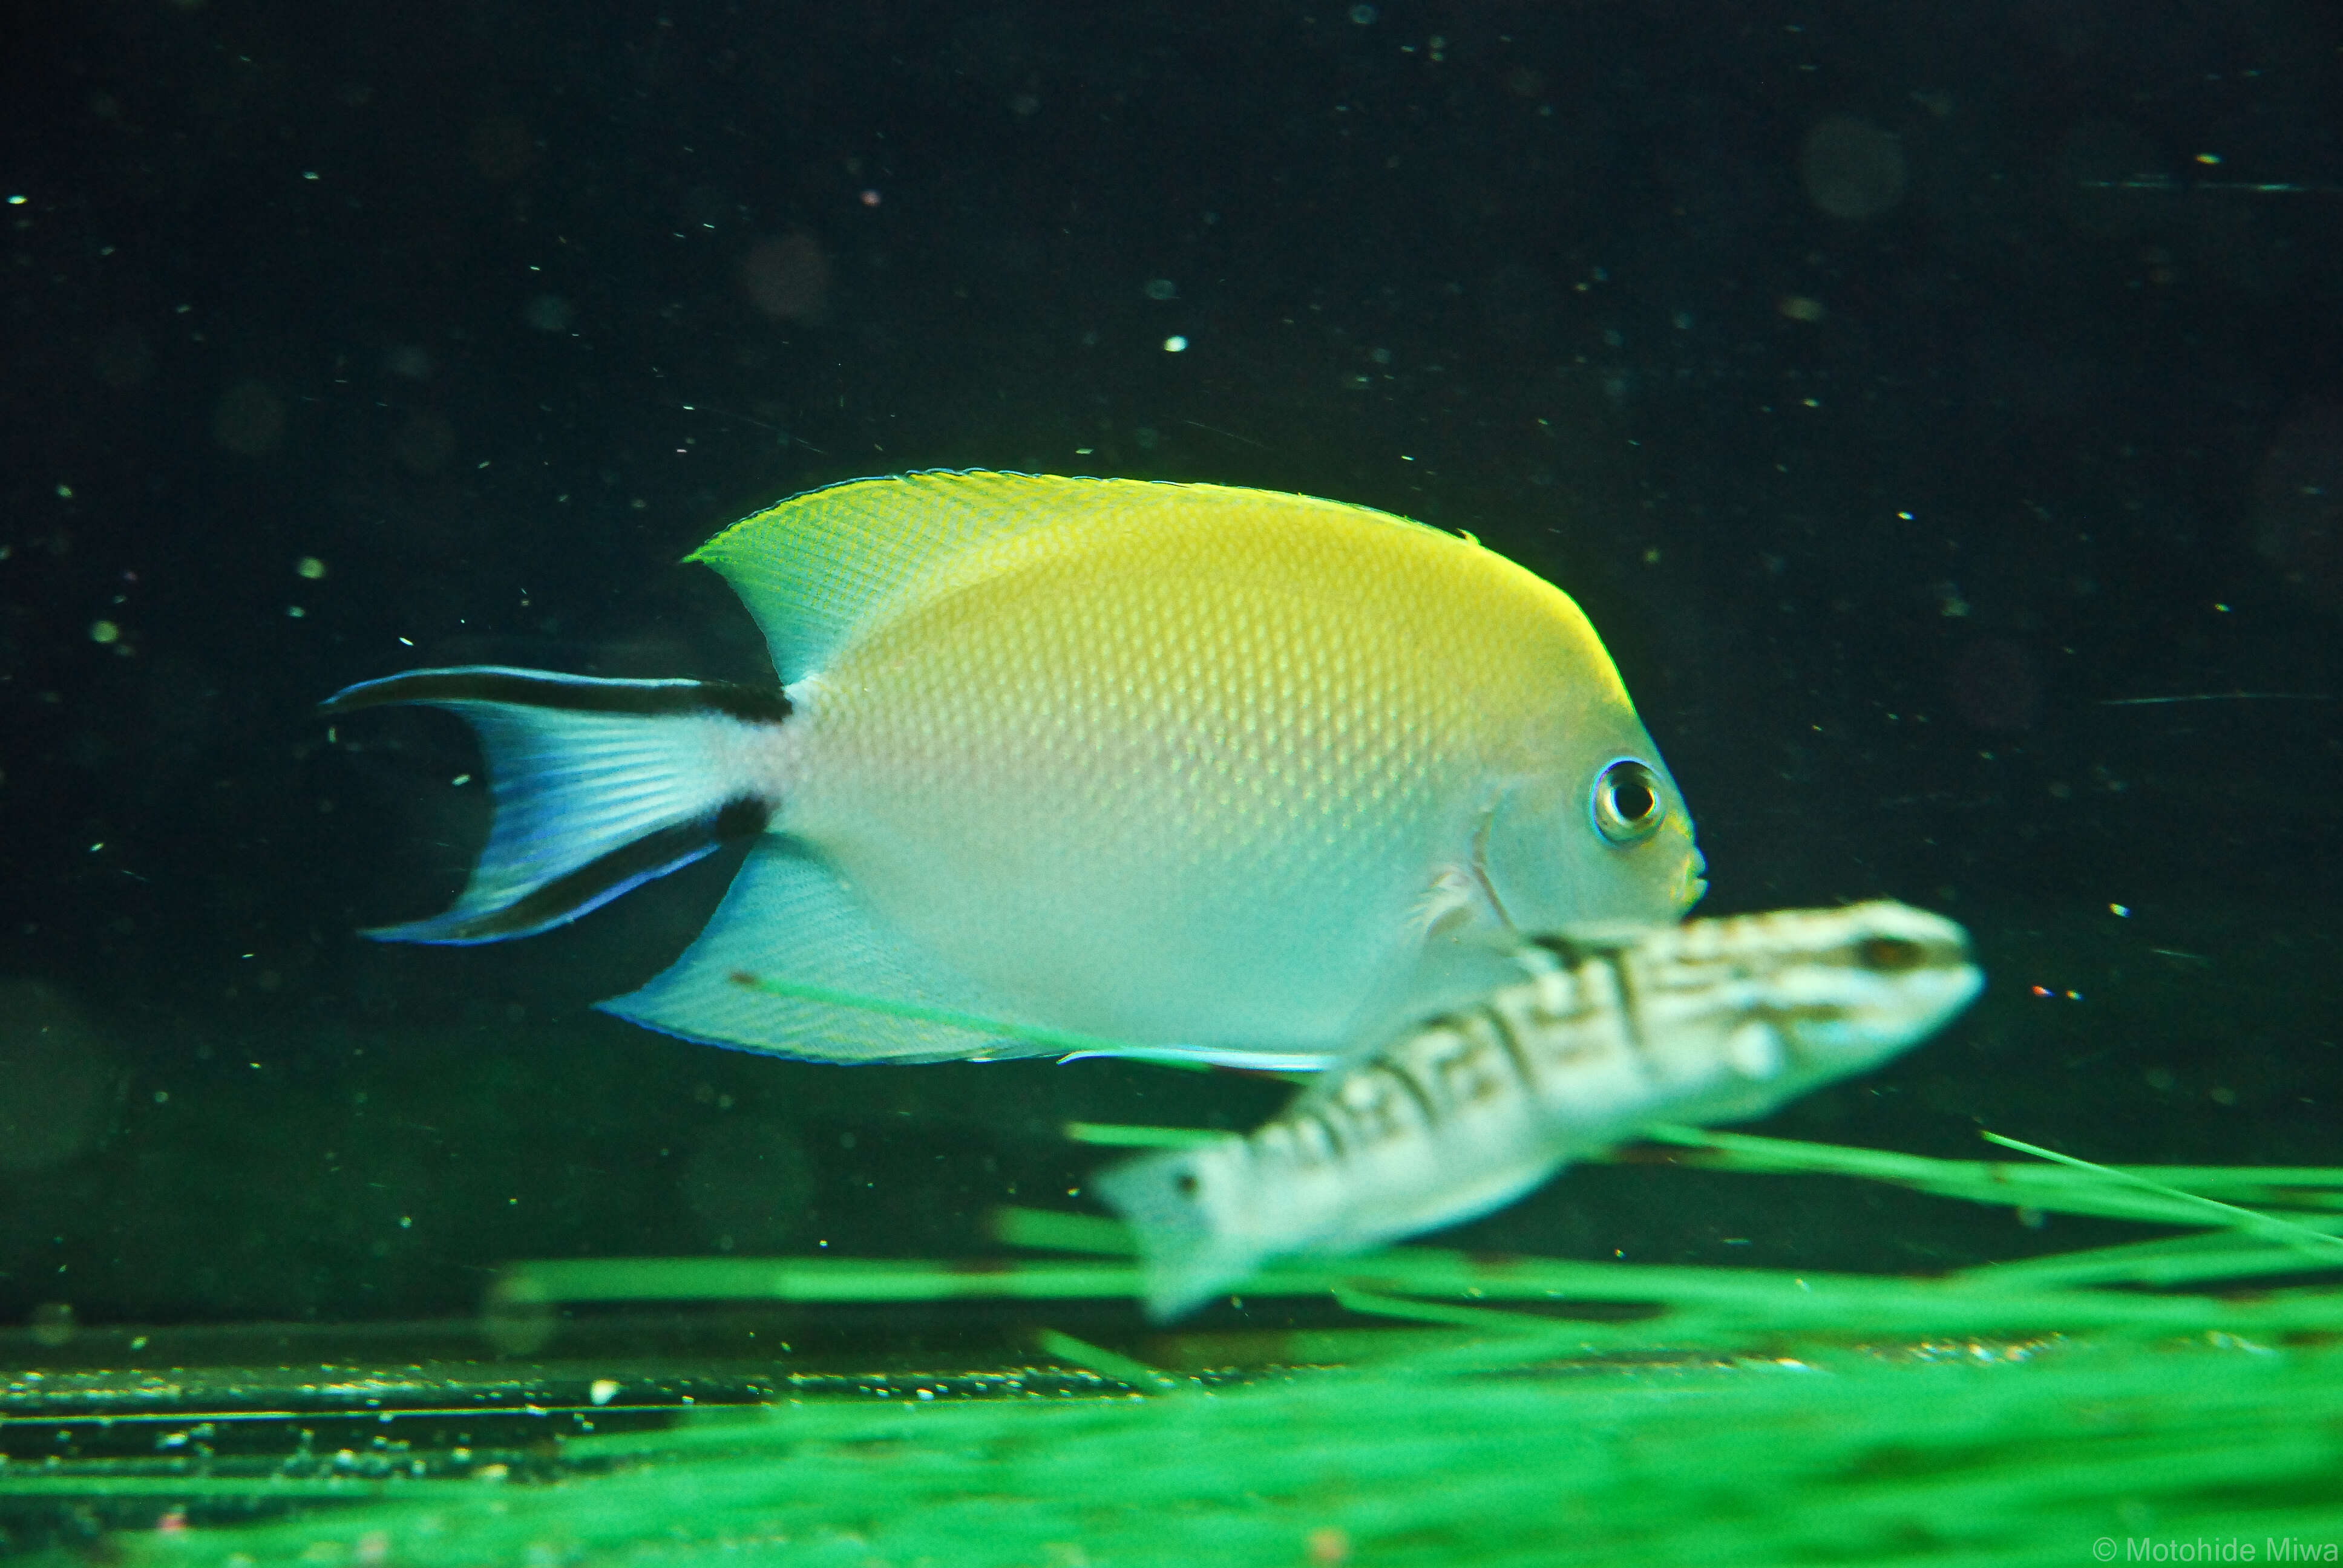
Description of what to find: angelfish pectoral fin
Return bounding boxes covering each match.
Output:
[322,665,787,944]
[1406,866,1486,943]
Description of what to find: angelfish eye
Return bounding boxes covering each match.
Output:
[1590,759,1666,845]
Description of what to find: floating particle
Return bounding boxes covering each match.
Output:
[1142,278,1178,301]
[89,619,119,644]
[1164,336,1188,353]
[297,556,327,580]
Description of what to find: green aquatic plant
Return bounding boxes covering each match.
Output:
[25,1126,2343,1566]
[65,1339,2343,1567]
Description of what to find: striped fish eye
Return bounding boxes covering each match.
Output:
[1856,936,1928,972]
[1590,759,1666,845]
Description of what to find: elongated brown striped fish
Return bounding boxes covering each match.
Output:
[1094,901,1981,1321]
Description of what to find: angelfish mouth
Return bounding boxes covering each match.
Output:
[1678,850,1710,910]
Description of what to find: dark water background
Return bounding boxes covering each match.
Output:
[2,0,2340,1328]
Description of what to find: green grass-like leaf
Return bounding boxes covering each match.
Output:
[57,1127,2343,1567]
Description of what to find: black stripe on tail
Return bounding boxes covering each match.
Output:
[320,667,791,724]
[373,795,772,943]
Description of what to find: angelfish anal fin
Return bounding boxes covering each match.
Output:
[598,838,1043,1065]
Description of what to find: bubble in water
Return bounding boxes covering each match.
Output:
[0,979,115,1171]
[384,344,433,380]
[212,379,286,456]
[2255,405,2343,613]
[1946,638,2042,733]
[681,1117,818,1254]
[28,1302,75,1349]
[479,1272,555,1356]
[522,294,575,333]
[94,324,153,389]
[739,234,832,321]
[1800,116,1907,220]
[393,410,457,474]
[468,114,538,183]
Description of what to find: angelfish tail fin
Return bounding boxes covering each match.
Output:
[1092,1143,1270,1323]
[321,665,790,944]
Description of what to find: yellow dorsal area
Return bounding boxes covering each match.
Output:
[689,472,1631,725]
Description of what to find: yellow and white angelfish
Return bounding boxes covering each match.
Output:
[324,471,1706,1069]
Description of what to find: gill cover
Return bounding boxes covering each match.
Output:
[1480,754,1700,933]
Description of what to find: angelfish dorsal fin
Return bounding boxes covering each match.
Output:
[692,472,1113,682]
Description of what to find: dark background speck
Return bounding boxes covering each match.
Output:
[1,0,2339,1328]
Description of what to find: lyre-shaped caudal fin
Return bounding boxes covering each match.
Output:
[320,666,791,943]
